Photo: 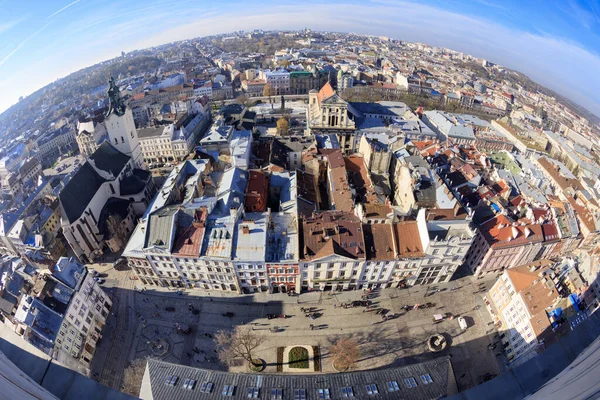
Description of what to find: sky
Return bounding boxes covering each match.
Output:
[0,0,599,117]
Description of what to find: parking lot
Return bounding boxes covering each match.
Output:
[42,154,84,176]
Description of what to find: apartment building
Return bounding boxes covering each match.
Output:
[464,215,545,277]
[76,120,108,157]
[484,260,559,363]
[260,69,290,95]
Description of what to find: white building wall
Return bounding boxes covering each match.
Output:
[105,108,145,169]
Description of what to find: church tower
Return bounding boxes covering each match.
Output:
[104,77,145,169]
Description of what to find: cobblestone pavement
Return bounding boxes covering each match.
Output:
[91,265,503,392]
[89,263,137,391]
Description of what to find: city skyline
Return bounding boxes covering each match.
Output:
[0,0,599,117]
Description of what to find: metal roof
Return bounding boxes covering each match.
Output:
[143,357,456,400]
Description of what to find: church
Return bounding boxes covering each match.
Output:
[307,82,356,152]
[59,78,155,262]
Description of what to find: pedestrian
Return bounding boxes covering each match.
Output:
[334,304,337,309]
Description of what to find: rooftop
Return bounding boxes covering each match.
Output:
[364,223,396,261]
[51,257,85,290]
[301,212,365,261]
[267,212,299,262]
[326,151,353,213]
[394,221,425,258]
[480,215,544,249]
[201,214,236,259]
[232,212,268,261]
[142,356,457,400]
[172,209,207,258]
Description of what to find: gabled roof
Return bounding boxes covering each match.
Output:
[59,162,108,224]
[364,223,396,261]
[89,141,130,177]
[394,221,425,258]
[301,212,365,261]
[317,82,336,105]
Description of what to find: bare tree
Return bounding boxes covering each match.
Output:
[236,94,249,107]
[215,327,265,367]
[330,338,360,371]
[121,358,146,396]
[106,214,126,245]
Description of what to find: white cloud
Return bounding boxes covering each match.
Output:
[0,22,50,67]
[0,16,27,34]
[47,0,82,20]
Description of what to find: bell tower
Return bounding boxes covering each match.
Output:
[104,77,145,169]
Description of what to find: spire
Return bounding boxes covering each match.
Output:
[105,76,126,117]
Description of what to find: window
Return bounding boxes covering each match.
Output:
[270,388,283,400]
[404,377,417,388]
[247,387,260,398]
[222,385,235,396]
[387,381,400,392]
[341,387,354,397]
[365,384,378,395]
[420,374,433,384]
[294,389,306,400]
[317,388,330,399]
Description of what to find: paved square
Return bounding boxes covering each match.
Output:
[118,275,502,392]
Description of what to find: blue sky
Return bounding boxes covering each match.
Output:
[0,0,599,117]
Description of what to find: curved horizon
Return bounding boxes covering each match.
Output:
[0,0,599,120]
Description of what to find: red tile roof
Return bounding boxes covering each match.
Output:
[245,170,269,212]
[364,223,396,261]
[537,157,583,192]
[393,220,425,258]
[317,82,335,105]
[568,196,597,233]
[301,212,366,261]
[480,215,544,248]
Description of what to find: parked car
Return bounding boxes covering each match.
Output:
[458,317,468,330]
[89,269,99,277]
[93,277,105,284]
